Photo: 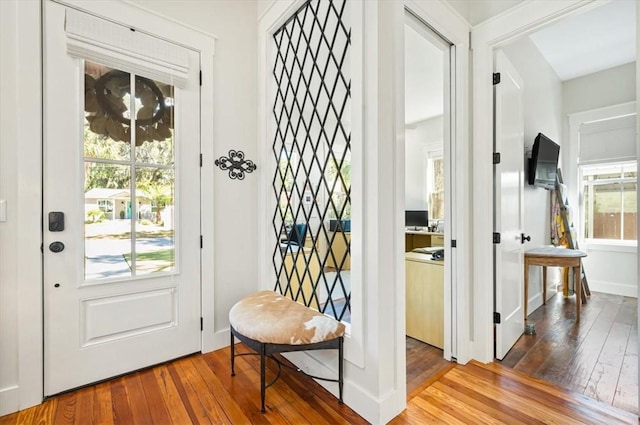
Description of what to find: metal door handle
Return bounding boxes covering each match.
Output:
[520,233,531,244]
[49,241,65,253]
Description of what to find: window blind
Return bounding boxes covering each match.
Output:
[65,9,191,88]
[579,114,637,165]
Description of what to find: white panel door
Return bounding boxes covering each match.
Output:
[43,2,201,395]
[494,50,525,360]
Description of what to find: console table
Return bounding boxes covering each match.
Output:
[524,247,587,319]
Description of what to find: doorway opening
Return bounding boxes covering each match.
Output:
[491,0,638,414]
[403,10,454,396]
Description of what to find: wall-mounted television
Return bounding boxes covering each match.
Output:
[528,133,560,190]
[405,210,429,229]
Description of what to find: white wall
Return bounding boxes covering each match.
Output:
[405,116,443,210]
[0,0,43,415]
[563,63,637,298]
[563,62,636,115]
[1,0,20,411]
[502,35,563,312]
[127,0,260,343]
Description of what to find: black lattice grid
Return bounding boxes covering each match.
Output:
[271,0,352,322]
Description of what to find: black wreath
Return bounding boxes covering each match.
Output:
[94,70,166,126]
[85,70,173,144]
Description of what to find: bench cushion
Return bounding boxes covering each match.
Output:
[229,291,346,345]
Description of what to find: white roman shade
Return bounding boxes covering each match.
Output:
[579,114,637,165]
[65,9,191,88]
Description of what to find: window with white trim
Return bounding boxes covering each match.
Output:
[581,162,637,241]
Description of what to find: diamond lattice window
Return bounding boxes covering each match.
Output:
[272,0,352,322]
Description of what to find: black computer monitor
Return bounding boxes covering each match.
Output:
[405,210,429,229]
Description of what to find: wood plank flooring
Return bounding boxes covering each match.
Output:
[501,291,638,415]
[2,333,638,424]
[405,336,454,398]
[393,360,638,425]
[0,346,367,425]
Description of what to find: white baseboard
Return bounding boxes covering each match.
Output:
[207,328,230,352]
[283,351,403,424]
[527,286,559,315]
[588,280,638,298]
[0,385,19,416]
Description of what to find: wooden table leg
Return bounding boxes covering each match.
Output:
[575,261,582,319]
[524,260,529,320]
[542,266,547,305]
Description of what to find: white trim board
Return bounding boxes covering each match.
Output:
[588,281,637,299]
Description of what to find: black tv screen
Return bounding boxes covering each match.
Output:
[405,210,429,229]
[528,133,560,189]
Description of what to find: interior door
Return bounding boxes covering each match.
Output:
[43,2,202,395]
[494,50,525,360]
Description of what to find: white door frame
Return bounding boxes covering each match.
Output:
[470,0,639,363]
[403,0,471,364]
[7,0,215,413]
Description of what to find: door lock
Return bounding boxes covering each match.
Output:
[48,211,65,232]
[49,241,65,253]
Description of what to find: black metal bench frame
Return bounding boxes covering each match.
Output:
[230,325,344,413]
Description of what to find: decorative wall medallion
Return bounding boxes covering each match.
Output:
[215,150,257,180]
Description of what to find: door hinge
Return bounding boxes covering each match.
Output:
[493,152,501,164]
[200,317,204,331]
[200,235,203,248]
[199,70,202,86]
[451,239,457,248]
[494,312,501,324]
[493,232,501,244]
[493,72,501,85]
[200,153,203,167]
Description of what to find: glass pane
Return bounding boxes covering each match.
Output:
[84,62,131,161]
[271,0,351,323]
[135,77,174,166]
[134,168,175,275]
[623,181,637,241]
[84,163,132,280]
[592,182,621,239]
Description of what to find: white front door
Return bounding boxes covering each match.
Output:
[494,50,525,360]
[43,2,202,395]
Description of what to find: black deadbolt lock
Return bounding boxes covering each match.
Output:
[49,241,65,253]
[49,212,65,232]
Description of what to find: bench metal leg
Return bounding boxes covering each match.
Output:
[260,343,266,413]
[230,330,236,376]
[338,336,344,404]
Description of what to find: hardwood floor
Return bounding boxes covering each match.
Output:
[405,336,454,398]
[393,360,638,424]
[500,291,638,415]
[2,333,637,424]
[0,346,367,425]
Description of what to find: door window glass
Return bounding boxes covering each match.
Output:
[84,61,176,281]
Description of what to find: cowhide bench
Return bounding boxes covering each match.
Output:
[229,290,345,413]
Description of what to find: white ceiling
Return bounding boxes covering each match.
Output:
[404,1,637,123]
[528,0,636,81]
[404,24,444,124]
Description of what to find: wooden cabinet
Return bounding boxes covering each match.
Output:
[405,252,444,349]
[431,234,445,246]
[405,231,445,252]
